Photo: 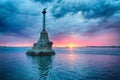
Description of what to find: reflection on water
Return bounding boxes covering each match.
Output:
[0,47,120,80]
[52,54,120,80]
[26,56,53,80]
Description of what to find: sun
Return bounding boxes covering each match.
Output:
[64,43,78,49]
[69,44,74,48]
[67,43,76,49]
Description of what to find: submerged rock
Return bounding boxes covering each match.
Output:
[26,50,55,56]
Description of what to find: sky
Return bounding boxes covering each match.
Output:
[0,0,120,47]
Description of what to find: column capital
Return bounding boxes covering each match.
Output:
[42,8,47,14]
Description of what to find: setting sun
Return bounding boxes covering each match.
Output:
[69,44,74,48]
[66,43,77,48]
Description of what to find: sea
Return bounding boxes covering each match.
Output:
[0,47,120,80]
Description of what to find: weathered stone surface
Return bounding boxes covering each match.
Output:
[26,8,55,56]
[26,50,55,56]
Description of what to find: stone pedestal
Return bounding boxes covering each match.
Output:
[26,9,55,56]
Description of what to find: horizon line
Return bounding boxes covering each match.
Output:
[0,45,120,48]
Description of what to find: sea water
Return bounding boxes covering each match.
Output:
[0,47,120,80]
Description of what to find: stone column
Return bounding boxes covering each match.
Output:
[26,8,55,56]
[42,8,46,31]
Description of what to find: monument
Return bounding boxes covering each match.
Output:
[26,8,55,56]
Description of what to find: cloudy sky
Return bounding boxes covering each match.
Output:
[0,0,120,47]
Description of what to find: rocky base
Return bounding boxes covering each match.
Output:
[26,49,55,56]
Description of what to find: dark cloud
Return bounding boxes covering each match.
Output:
[82,18,120,36]
[0,0,120,46]
[0,1,40,16]
[0,7,24,36]
[0,1,19,13]
[0,0,41,38]
[33,0,53,4]
[51,0,120,18]
[50,0,120,38]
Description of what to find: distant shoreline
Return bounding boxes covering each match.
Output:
[86,46,120,48]
[0,46,120,48]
